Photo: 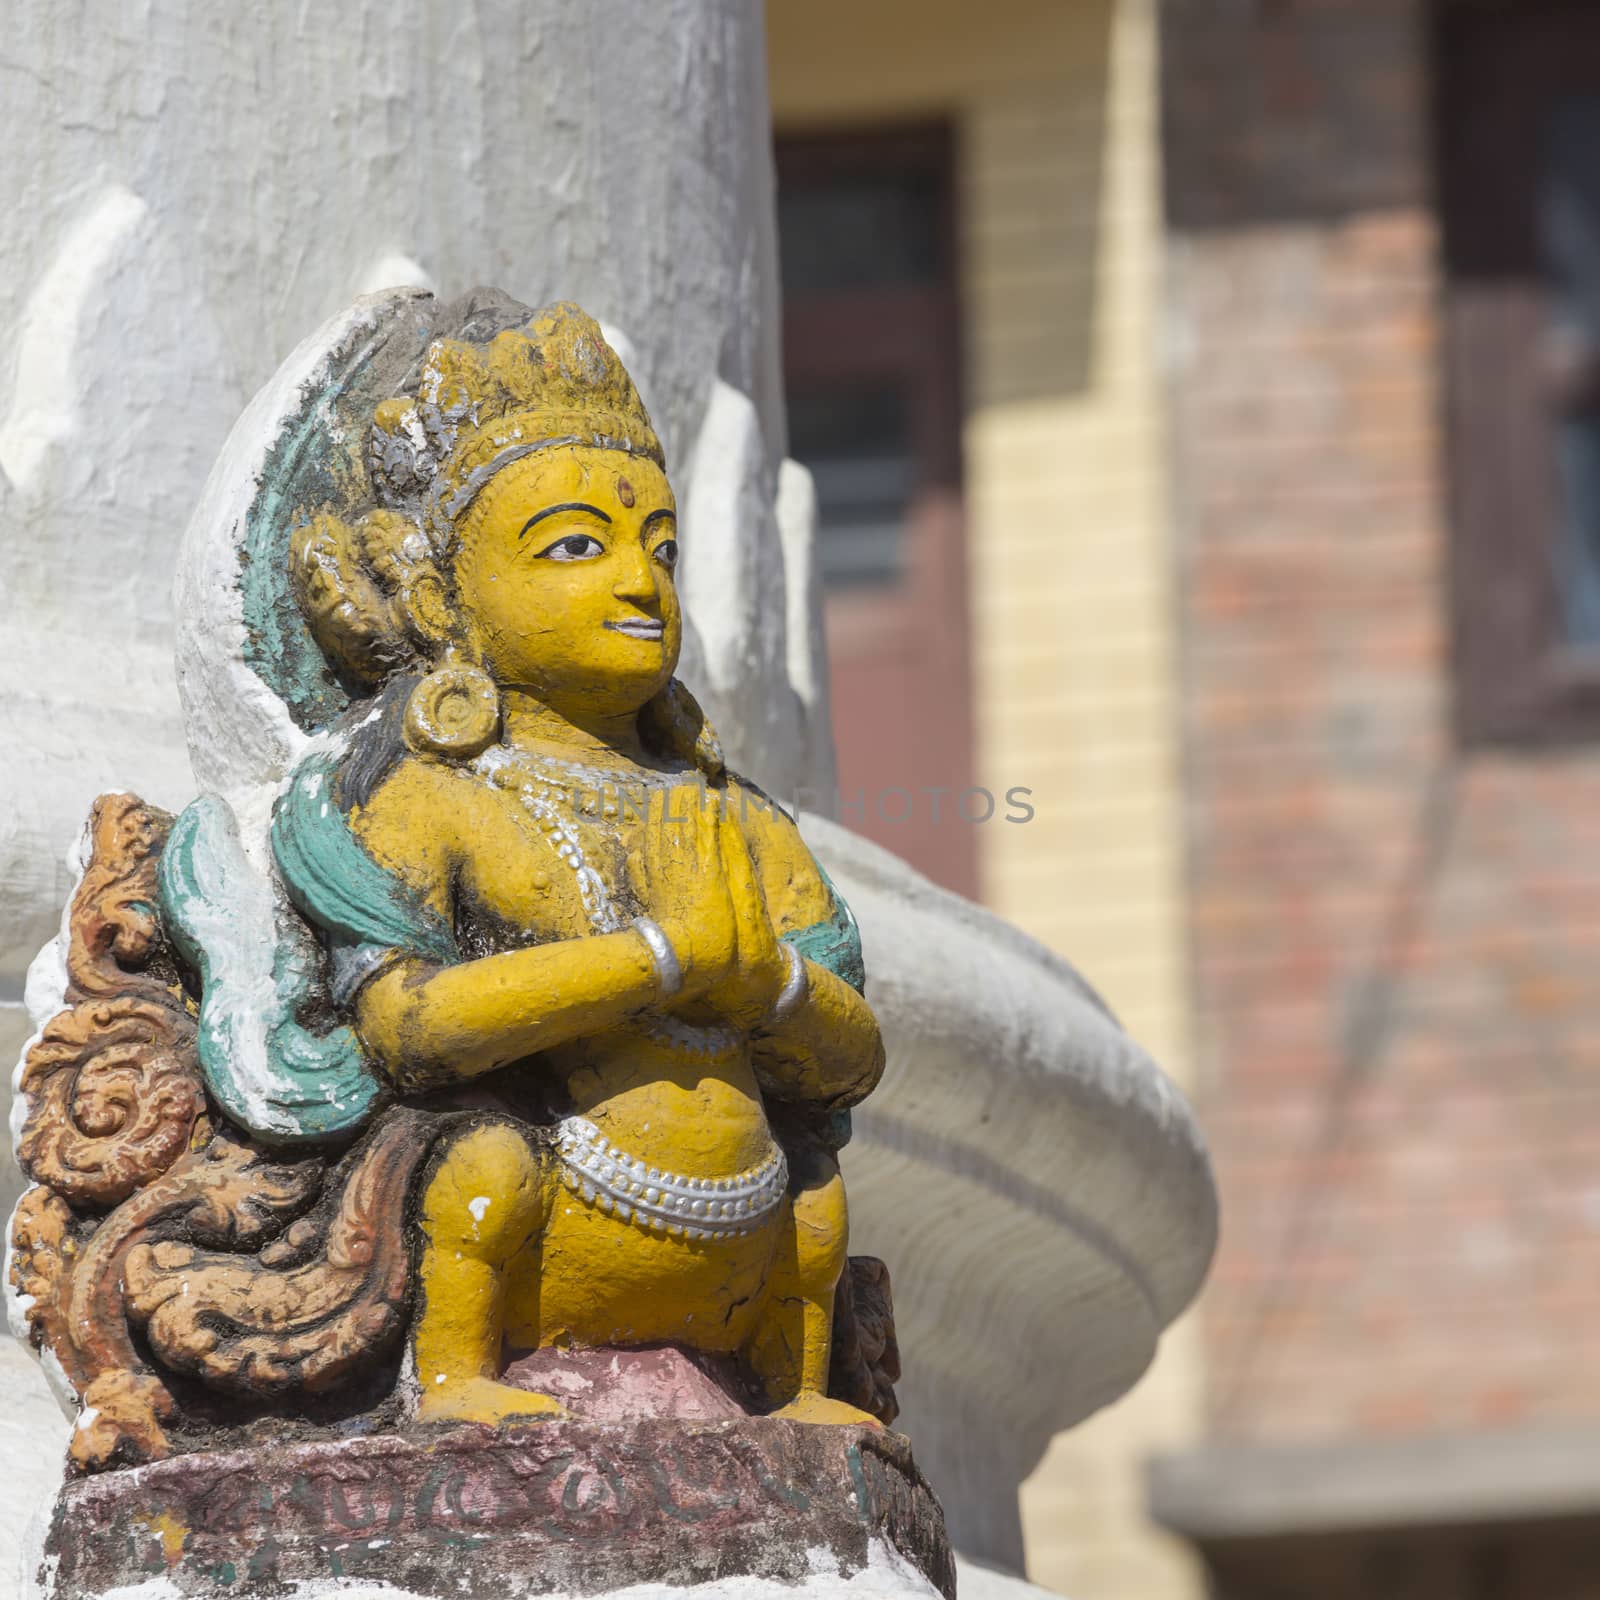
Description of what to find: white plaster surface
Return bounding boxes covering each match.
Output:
[31,1542,946,1600]
[810,817,1215,1570]
[0,1338,69,1593]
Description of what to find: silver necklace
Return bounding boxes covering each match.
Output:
[471,744,742,1059]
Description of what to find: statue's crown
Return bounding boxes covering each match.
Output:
[368,301,662,543]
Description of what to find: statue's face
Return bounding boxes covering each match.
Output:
[452,445,681,715]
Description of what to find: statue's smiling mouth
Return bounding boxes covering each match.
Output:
[605,618,665,641]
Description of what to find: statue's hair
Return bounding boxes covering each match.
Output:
[368,302,663,548]
[289,509,434,688]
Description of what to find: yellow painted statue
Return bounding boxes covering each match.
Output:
[8,297,898,1482]
[303,306,885,1428]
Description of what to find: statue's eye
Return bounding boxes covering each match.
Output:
[653,539,679,572]
[537,532,605,561]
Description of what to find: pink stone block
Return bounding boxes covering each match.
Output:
[501,1342,761,1422]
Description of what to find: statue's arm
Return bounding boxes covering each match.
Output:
[752,959,885,1111]
[344,759,664,1091]
[737,787,885,1109]
[354,936,663,1091]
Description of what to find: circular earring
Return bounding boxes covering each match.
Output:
[403,661,501,759]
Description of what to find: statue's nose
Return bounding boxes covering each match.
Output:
[612,547,660,606]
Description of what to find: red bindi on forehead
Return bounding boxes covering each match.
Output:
[616,477,635,509]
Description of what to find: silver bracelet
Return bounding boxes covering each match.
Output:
[769,942,808,1022]
[632,917,684,1000]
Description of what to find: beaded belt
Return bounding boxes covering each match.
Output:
[555,1115,788,1239]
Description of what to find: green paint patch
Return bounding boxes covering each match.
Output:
[272,753,457,964]
[783,864,866,994]
[159,794,383,1144]
[239,386,354,733]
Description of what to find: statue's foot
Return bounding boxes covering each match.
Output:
[418,1376,571,1426]
[771,1391,885,1429]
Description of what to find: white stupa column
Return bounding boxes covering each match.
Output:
[0,3,1214,1591]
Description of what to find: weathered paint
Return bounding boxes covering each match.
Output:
[37,1417,954,1600]
[270,752,457,967]
[784,864,866,995]
[157,796,381,1143]
[238,409,355,734]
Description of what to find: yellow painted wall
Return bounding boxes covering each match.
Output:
[769,2,1202,1596]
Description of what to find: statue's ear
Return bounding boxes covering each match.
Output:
[639,678,725,779]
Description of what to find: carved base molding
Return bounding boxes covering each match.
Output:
[32,1416,954,1600]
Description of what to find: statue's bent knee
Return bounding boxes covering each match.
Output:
[421,1121,545,1261]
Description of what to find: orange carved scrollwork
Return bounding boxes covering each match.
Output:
[18,998,205,1211]
[7,794,433,1472]
[12,1134,322,1467]
[9,795,208,1466]
[126,1109,431,1398]
[63,793,182,1002]
[16,795,203,1211]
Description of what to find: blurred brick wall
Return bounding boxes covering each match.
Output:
[973,12,1203,1592]
[772,2,1205,1594]
[1165,0,1600,1441]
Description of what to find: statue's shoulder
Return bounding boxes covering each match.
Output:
[351,746,477,819]
[344,750,488,904]
[723,772,804,850]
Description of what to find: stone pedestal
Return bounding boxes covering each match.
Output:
[33,1417,953,1600]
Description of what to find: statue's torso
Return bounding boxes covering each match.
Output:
[352,747,819,1177]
